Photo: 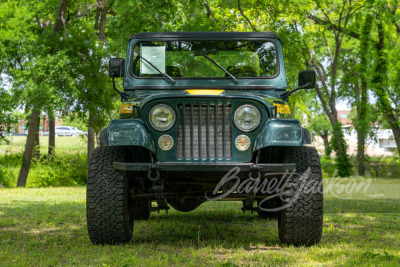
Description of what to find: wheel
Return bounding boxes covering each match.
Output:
[87,146,133,245]
[278,146,323,246]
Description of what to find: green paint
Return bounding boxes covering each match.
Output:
[109,33,305,163]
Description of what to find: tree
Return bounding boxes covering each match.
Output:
[0,88,16,142]
[298,0,360,176]
[16,0,71,187]
[371,1,400,155]
[309,114,333,156]
[0,0,82,186]
[307,0,400,156]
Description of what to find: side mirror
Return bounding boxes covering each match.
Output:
[109,58,125,78]
[298,70,316,89]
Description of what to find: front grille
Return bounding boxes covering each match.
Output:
[177,103,232,160]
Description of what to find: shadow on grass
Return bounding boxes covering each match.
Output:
[1,198,399,251]
[131,201,282,247]
[0,200,87,245]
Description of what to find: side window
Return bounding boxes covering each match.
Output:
[257,42,277,77]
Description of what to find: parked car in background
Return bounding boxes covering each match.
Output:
[43,126,87,137]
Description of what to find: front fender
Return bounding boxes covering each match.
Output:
[253,119,303,151]
[108,119,155,152]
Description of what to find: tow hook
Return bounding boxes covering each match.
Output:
[249,164,262,179]
[147,163,160,181]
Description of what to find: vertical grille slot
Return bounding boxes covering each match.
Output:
[177,102,231,160]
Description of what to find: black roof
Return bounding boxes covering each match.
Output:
[130,31,279,40]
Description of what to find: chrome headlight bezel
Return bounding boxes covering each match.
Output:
[233,104,261,132]
[149,104,176,131]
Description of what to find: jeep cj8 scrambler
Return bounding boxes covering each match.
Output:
[87,32,323,246]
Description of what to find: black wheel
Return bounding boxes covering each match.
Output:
[257,198,280,219]
[87,146,133,245]
[278,146,323,246]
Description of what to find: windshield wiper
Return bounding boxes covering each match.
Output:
[201,53,238,84]
[138,54,175,84]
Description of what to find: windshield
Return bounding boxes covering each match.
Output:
[132,40,278,79]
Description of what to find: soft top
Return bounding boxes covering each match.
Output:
[130,31,279,40]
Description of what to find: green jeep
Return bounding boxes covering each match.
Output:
[87,32,323,246]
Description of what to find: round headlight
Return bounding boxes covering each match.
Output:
[149,104,175,131]
[234,104,261,131]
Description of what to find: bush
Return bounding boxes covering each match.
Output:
[0,152,87,188]
[321,155,400,178]
[364,156,400,178]
[0,165,13,188]
[28,153,87,187]
[320,156,337,177]
[0,153,22,188]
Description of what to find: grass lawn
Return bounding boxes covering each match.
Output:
[1,179,400,266]
[0,136,87,154]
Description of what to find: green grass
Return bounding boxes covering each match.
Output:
[1,180,400,266]
[1,137,400,265]
[0,136,87,154]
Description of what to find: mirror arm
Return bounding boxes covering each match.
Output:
[280,82,311,99]
[113,77,129,100]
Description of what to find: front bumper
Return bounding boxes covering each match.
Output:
[114,162,296,180]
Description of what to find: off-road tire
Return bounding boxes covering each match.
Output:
[87,146,133,245]
[278,146,323,246]
[132,200,150,220]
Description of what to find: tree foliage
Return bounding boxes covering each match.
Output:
[1,0,400,183]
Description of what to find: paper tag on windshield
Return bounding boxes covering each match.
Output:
[140,46,165,74]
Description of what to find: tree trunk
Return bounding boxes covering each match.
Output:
[98,0,107,42]
[17,110,40,187]
[53,0,69,33]
[357,125,366,175]
[87,111,98,163]
[384,114,400,151]
[321,133,331,157]
[48,115,55,157]
[87,0,106,163]
[88,127,95,163]
[33,116,40,160]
